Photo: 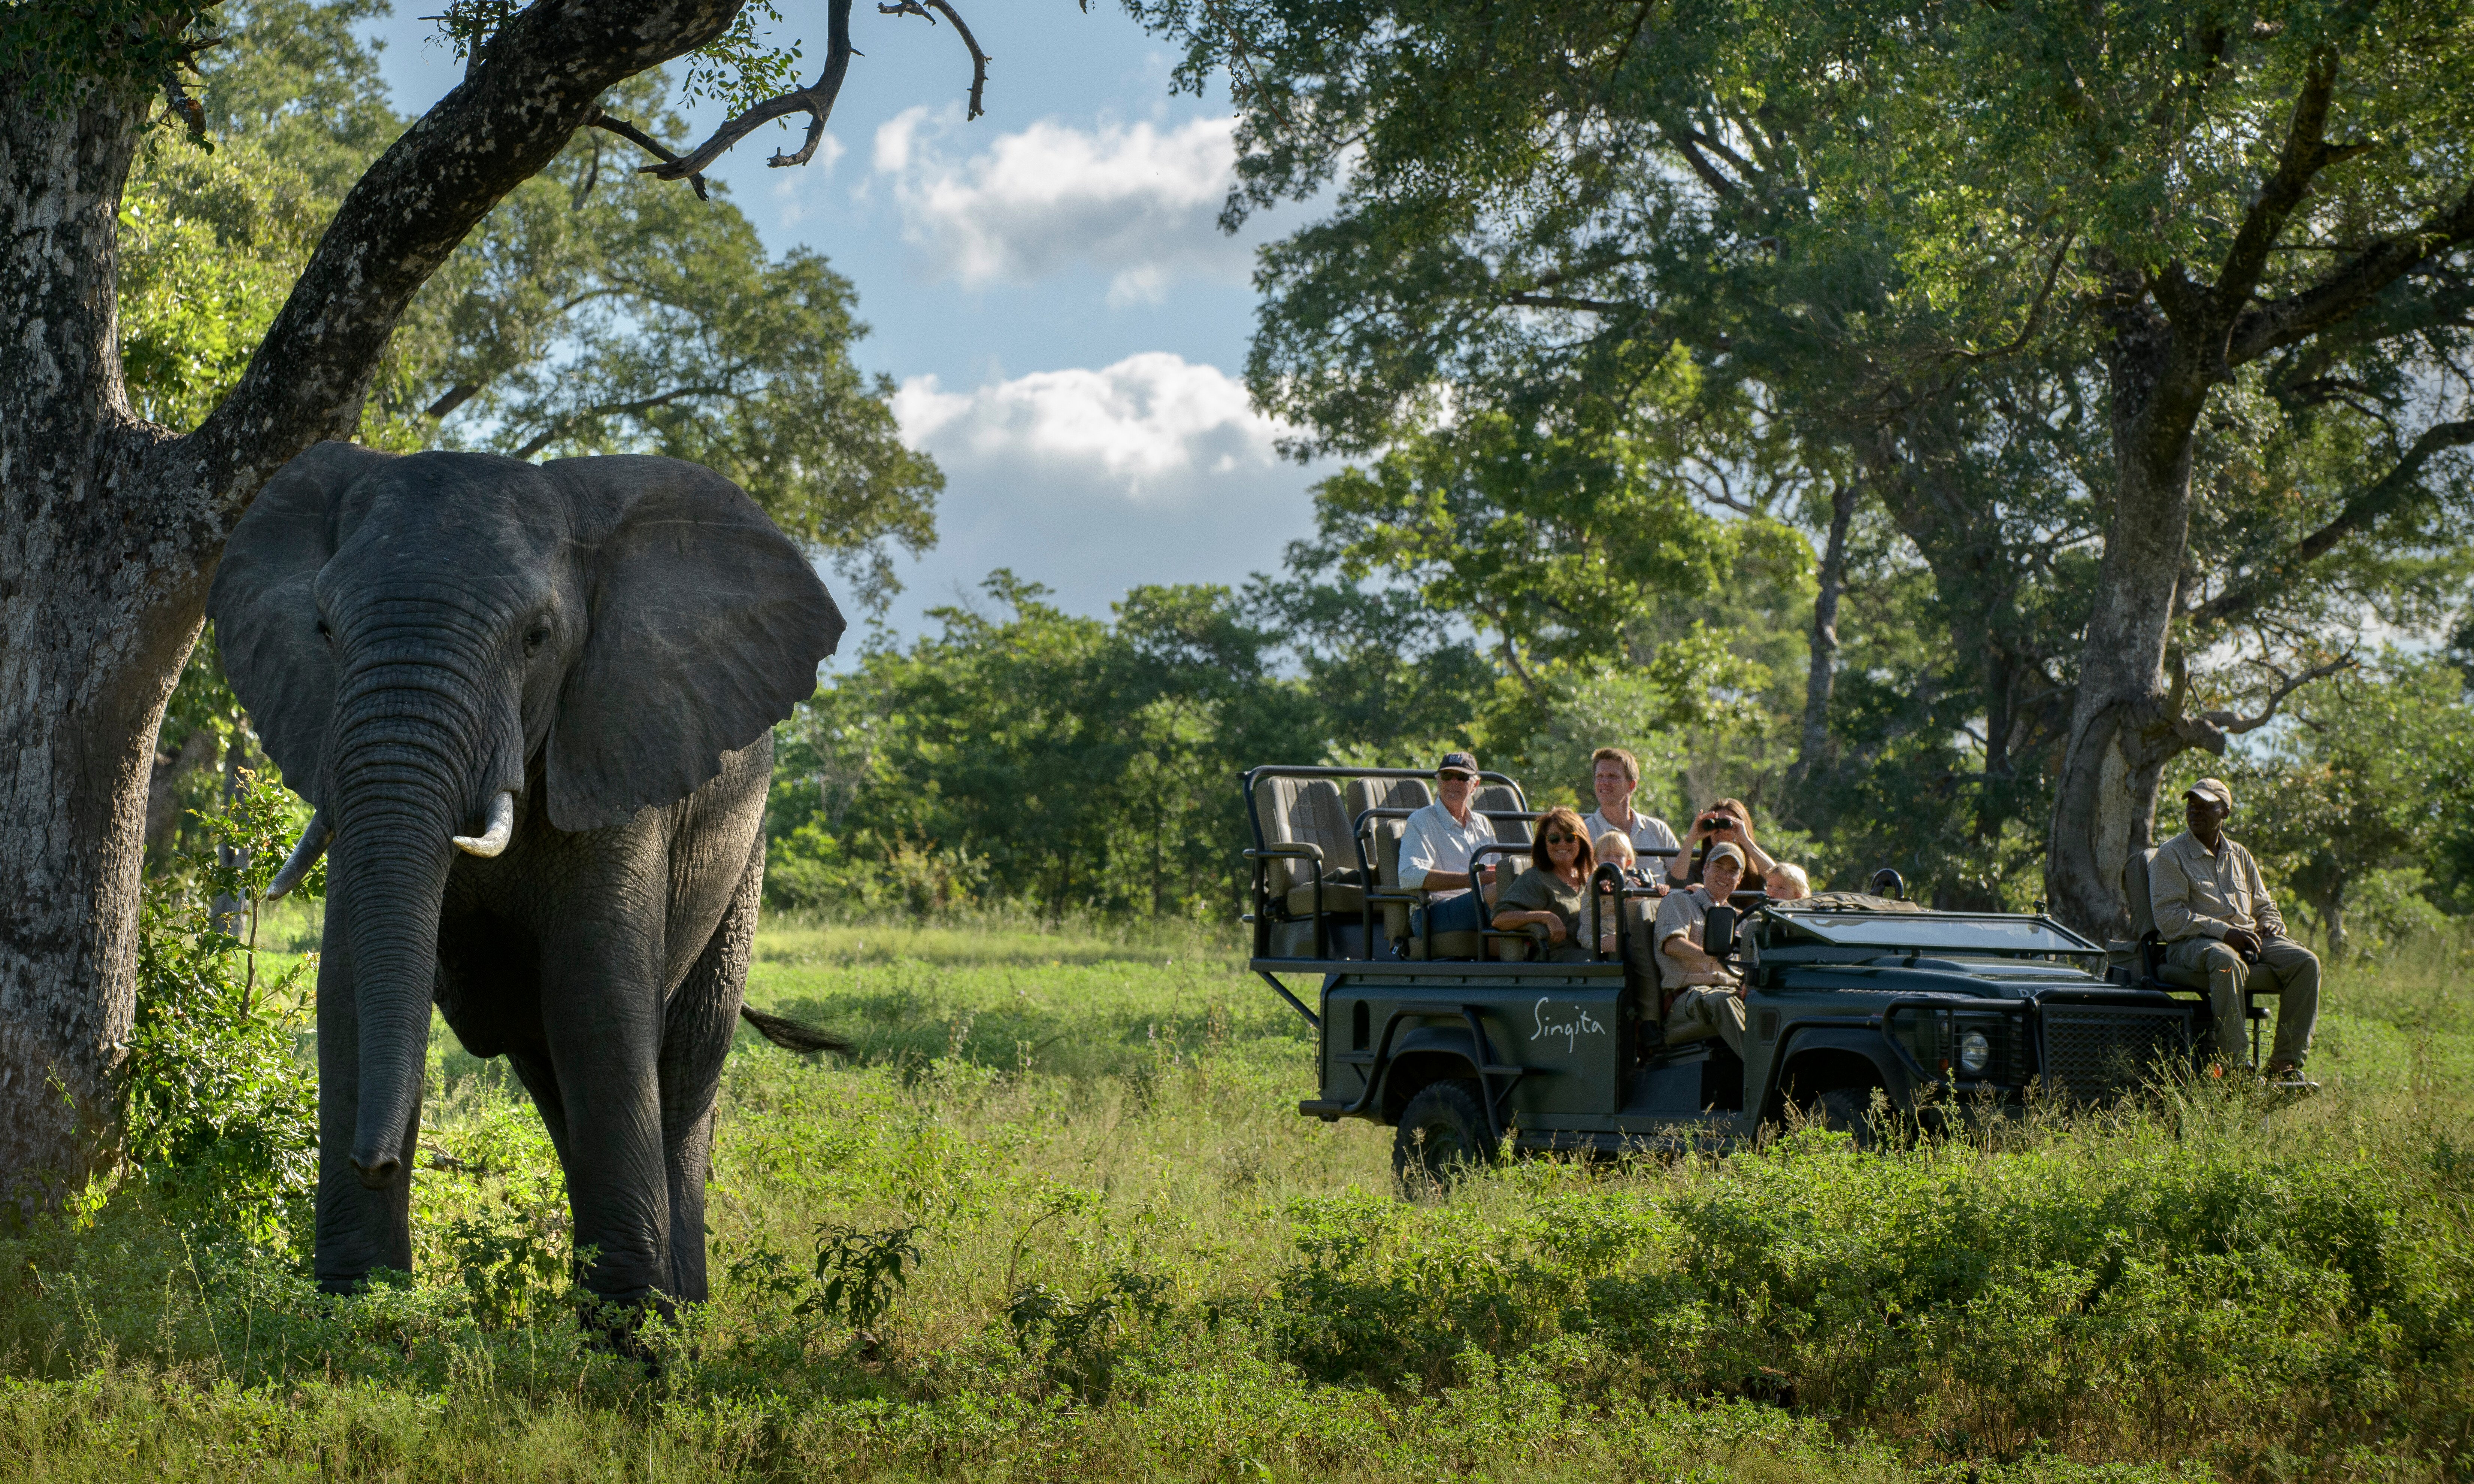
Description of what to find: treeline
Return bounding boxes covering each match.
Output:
[764,564,2474,958]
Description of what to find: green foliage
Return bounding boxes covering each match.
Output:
[112,0,938,602]
[1126,0,2474,918]
[123,768,317,1233]
[767,573,1324,919]
[0,0,219,109]
[6,922,2474,1477]
[798,1222,927,1330]
[2180,658,2474,959]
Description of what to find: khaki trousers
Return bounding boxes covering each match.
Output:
[2165,935,2321,1068]
[1669,985,1746,1057]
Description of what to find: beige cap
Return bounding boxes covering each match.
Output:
[1705,842,1747,870]
[2183,777,2234,811]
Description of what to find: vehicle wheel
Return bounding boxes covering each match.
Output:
[1392,1080,1499,1193]
[1812,1087,1884,1150]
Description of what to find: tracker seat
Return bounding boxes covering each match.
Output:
[2122,849,2207,991]
[1251,774,1366,957]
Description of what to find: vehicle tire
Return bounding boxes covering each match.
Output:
[1812,1087,1884,1150]
[1392,1079,1499,1194]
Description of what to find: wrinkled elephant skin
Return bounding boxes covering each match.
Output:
[209,444,845,1310]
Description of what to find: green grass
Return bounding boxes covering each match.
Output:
[3,919,2471,1481]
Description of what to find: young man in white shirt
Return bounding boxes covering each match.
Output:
[1578,747,1683,887]
[1399,751,1501,944]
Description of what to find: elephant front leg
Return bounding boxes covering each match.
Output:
[312,891,423,1291]
[540,920,672,1312]
[658,836,767,1304]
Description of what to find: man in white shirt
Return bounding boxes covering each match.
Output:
[1400,751,1501,944]
[1579,746,1683,888]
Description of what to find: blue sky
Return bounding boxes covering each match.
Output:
[361,3,1327,646]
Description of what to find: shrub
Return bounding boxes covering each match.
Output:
[121,768,318,1236]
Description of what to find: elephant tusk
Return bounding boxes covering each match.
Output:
[263,811,333,901]
[453,791,517,858]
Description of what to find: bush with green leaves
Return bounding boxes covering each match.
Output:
[121,767,318,1235]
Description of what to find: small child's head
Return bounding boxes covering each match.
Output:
[1595,831,1635,870]
[1766,862,1810,901]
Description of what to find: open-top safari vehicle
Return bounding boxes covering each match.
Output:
[1241,764,2242,1182]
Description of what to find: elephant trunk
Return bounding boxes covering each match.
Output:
[325,607,516,1189]
[329,811,452,1187]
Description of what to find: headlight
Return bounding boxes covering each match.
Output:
[1956,1029,1992,1077]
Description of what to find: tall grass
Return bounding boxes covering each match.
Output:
[0,917,2467,1480]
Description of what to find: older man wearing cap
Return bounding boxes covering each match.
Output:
[1653,841,1750,1054]
[2150,776,2320,1078]
[1399,751,1502,946]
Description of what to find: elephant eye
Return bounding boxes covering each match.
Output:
[523,621,553,656]
[314,617,333,644]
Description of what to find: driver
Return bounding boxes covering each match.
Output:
[1654,842,1749,1055]
[2150,777,2320,1079]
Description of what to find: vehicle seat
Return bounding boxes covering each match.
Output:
[1347,776,1431,943]
[1475,783,1531,845]
[1254,776,1366,919]
[2123,848,2207,990]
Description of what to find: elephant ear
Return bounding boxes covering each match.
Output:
[542,456,845,832]
[206,441,396,811]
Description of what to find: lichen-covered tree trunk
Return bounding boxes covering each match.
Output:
[2044,313,2211,938]
[0,79,211,1212]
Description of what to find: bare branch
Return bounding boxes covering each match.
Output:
[2194,417,2474,626]
[508,385,736,459]
[1502,292,1629,314]
[2188,655,2355,736]
[879,0,991,120]
[587,107,707,199]
[2211,47,2361,324]
[424,383,482,419]
[652,0,858,182]
[1950,230,2073,364]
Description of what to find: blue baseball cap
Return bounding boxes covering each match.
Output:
[1436,751,1480,778]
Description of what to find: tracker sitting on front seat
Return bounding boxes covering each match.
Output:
[2149,777,2321,1080]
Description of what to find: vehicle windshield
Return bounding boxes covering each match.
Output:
[1772,912,2100,955]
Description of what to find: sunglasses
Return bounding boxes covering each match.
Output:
[1543,834,1578,846]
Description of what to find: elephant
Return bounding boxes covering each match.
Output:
[208,441,848,1311]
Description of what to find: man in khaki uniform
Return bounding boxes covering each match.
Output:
[2149,777,2320,1077]
[1656,843,1748,1054]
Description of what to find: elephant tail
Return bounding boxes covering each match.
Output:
[739,1005,853,1056]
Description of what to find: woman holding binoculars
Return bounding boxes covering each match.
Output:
[1675,797,1778,887]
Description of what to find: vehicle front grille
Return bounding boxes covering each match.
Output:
[2038,1006,2192,1101]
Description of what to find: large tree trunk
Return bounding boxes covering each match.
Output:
[1787,473,1857,807]
[0,79,207,1213]
[2044,305,2214,937]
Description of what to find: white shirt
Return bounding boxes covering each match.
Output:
[1398,800,1499,896]
[1582,805,1682,874]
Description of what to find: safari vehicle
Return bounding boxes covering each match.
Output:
[1242,764,2230,1183]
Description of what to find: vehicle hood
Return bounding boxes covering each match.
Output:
[1767,956,2110,1000]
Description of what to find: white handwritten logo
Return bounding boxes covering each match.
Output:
[1531,997,1606,1052]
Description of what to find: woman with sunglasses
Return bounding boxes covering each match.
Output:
[1491,805,1598,962]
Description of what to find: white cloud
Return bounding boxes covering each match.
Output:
[872,107,1251,302]
[894,353,1293,501]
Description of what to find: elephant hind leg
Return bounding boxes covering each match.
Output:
[658,835,764,1305]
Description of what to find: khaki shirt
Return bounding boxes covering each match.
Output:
[1652,886,1738,992]
[2149,829,2287,943]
